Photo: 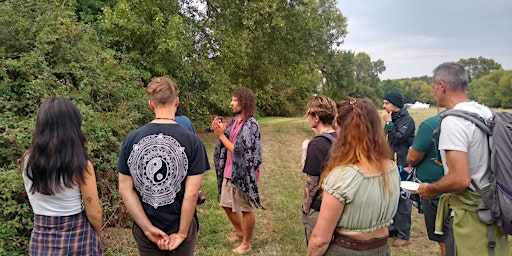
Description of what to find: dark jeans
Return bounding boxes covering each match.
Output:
[389,196,412,240]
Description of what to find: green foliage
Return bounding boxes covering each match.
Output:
[1,0,509,254]
[0,168,33,255]
[381,77,434,105]
[377,79,402,98]
[0,1,147,252]
[100,0,221,128]
[468,70,512,108]
[199,0,348,116]
[497,71,512,108]
[408,80,432,104]
[101,0,194,81]
[320,50,386,103]
[320,50,355,100]
[353,52,385,89]
[74,0,117,23]
[469,79,500,107]
[459,56,503,80]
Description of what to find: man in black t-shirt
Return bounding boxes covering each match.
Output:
[118,77,210,256]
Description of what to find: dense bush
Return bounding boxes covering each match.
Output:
[1,0,509,254]
[0,1,148,253]
[0,168,33,256]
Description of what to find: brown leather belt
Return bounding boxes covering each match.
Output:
[332,233,388,251]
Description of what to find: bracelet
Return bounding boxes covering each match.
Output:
[385,121,394,127]
[176,232,187,239]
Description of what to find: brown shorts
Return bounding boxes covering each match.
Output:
[220,178,253,212]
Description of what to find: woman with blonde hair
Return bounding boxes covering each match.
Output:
[307,97,400,256]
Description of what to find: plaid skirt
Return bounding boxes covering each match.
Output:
[29,211,103,256]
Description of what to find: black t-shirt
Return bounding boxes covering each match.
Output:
[303,132,335,176]
[117,123,210,232]
[302,132,335,210]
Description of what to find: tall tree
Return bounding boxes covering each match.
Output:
[101,0,196,81]
[196,0,348,116]
[459,56,502,80]
[320,50,355,100]
[353,52,385,88]
[348,52,386,102]
[377,79,402,99]
[100,0,217,124]
[397,80,414,104]
[468,70,512,108]
[496,70,512,108]
[409,80,432,104]
[470,79,500,107]
[353,52,373,86]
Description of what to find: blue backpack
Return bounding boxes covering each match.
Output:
[439,109,512,254]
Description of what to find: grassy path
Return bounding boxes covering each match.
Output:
[102,116,439,255]
[195,117,440,256]
[103,113,511,255]
[195,117,313,255]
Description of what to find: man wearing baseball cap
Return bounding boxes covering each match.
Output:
[382,91,416,247]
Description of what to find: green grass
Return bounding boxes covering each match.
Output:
[194,117,312,255]
[102,109,512,255]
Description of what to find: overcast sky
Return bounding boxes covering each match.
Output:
[336,0,512,79]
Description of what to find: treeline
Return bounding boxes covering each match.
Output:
[0,0,366,254]
[0,1,509,254]
[378,57,510,107]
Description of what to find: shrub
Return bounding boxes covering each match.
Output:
[0,167,33,255]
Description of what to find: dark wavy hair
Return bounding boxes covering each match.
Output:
[233,87,256,117]
[25,97,88,195]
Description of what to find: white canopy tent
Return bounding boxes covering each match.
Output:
[408,101,430,109]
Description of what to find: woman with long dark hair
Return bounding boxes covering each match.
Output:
[307,97,400,256]
[22,97,103,255]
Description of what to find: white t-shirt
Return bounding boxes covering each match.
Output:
[439,101,493,190]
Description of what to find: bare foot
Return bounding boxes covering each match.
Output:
[232,243,251,254]
[227,233,243,243]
